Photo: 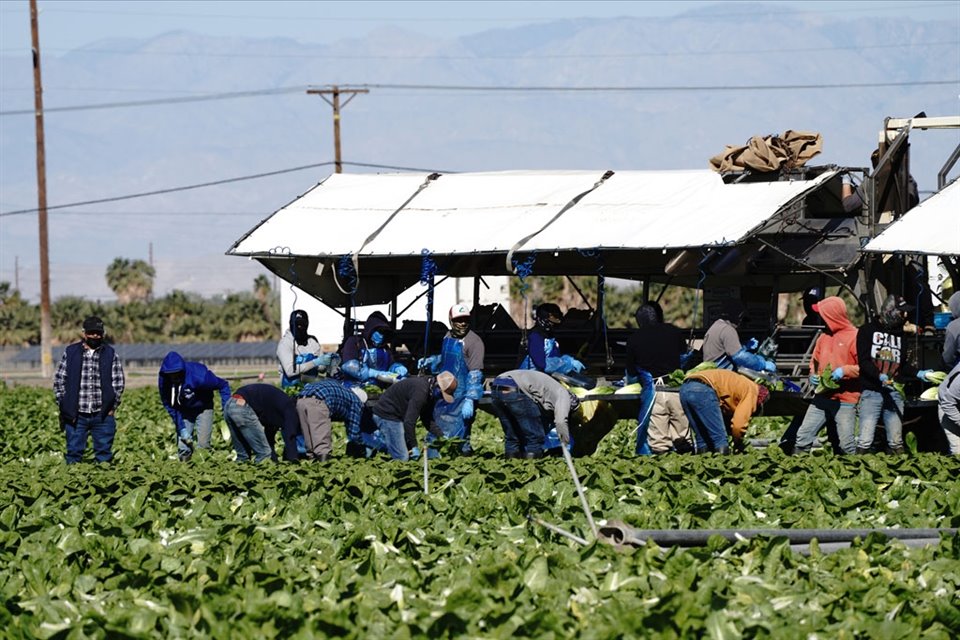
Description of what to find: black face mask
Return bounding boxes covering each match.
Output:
[84,336,103,349]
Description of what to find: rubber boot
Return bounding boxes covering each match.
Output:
[523,450,543,459]
[855,446,872,455]
[716,446,731,455]
[504,450,521,460]
[887,446,905,455]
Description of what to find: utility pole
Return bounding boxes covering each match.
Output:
[14,256,19,291]
[306,85,368,173]
[30,0,52,378]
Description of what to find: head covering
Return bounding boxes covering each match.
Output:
[756,384,770,407]
[635,303,660,328]
[449,303,471,321]
[878,294,914,331]
[290,309,310,346]
[82,316,105,334]
[718,299,746,325]
[534,303,563,332]
[435,371,458,403]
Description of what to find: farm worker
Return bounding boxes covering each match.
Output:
[488,369,580,459]
[855,295,919,455]
[519,302,585,376]
[678,368,769,454]
[362,373,454,461]
[625,301,691,455]
[339,311,408,392]
[224,383,301,463]
[296,379,365,461]
[702,299,777,374]
[53,315,125,464]
[941,292,960,370]
[159,351,232,462]
[416,303,486,455]
[276,309,339,389]
[937,362,960,455]
[800,287,825,327]
[792,296,861,454]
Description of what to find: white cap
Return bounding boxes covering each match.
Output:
[449,303,471,320]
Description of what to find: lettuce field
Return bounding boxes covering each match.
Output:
[2,383,959,638]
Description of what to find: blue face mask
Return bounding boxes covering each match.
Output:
[371,330,384,347]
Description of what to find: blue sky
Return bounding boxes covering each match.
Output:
[2,1,958,53]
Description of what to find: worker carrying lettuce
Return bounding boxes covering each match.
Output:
[417,303,486,455]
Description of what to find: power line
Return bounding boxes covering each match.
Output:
[2,78,955,116]
[0,85,311,115]
[0,160,455,218]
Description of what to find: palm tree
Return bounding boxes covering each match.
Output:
[0,282,39,346]
[105,257,155,304]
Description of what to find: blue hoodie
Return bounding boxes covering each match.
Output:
[158,351,232,432]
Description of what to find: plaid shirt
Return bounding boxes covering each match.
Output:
[54,344,125,413]
[299,380,363,442]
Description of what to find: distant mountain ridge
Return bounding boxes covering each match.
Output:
[1,7,956,301]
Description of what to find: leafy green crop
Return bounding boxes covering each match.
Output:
[1,384,959,638]
[815,365,840,394]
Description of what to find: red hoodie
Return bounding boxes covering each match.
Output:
[810,296,861,404]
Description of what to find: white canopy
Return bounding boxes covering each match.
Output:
[229,169,835,258]
[863,179,960,256]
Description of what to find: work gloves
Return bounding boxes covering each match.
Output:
[830,367,845,382]
[417,355,441,373]
[917,370,933,382]
[460,399,474,420]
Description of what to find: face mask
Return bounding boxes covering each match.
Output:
[450,320,469,338]
[84,336,103,349]
[371,330,384,347]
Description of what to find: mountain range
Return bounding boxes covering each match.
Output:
[1,2,957,302]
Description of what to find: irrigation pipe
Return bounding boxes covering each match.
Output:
[561,444,598,538]
[599,520,958,547]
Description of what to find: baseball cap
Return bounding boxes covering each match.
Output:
[449,303,471,320]
[435,371,458,403]
[893,296,915,313]
[82,316,105,334]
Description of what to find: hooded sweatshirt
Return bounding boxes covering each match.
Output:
[158,352,232,431]
[809,296,860,404]
[942,292,960,370]
[938,362,960,440]
[341,311,394,367]
[276,310,323,383]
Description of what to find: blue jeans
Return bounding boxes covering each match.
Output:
[224,398,273,463]
[64,413,116,464]
[679,380,727,452]
[491,386,546,456]
[362,414,409,461]
[857,388,904,451]
[177,408,214,460]
[794,396,857,454]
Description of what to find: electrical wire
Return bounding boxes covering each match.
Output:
[0,160,454,218]
[1,79,955,116]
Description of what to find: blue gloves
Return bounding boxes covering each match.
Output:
[831,367,844,382]
[679,351,695,369]
[295,353,318,366]
[744,337,759,352]
[389,363,408,379]
[917,370,932,382]
[560,355,585,374]
[367,368,390,380]
[809,374,820,387]
[763,359,777,373]
[461,398,474,420]
[879,373,889,384]
[417,355,440,372]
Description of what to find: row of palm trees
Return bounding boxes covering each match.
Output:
[0,269,278,347]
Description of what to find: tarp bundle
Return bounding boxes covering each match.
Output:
[709,130,823,173]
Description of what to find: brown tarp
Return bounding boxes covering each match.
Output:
[709,130,823,173]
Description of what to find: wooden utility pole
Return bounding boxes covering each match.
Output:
[30,0,53,378]
[306,85,368,173]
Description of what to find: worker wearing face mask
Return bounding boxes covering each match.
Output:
[159,351,232,462]
[519,303,585,376]
[276,309,339,389]
[338,311,408,392]
[417,303,486,455]
[53,316,125,464]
